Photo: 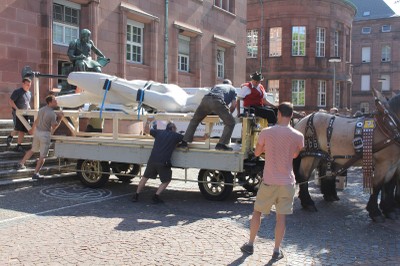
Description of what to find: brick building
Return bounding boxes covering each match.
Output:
[246,0,356,114]
[351,0,400,114]
[0,0,247,118]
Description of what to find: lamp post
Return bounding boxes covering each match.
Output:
[329,57,341,108]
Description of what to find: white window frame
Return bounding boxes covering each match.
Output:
[361,75,370,91]
[292,80,305,106]
[126,20,144,64]
[334,31,339,57]
[216,47,225,79]
[247,29,258,58]
[213,0,232,13]
[268,80,280,104]
[316,27,325,57]
[362,27,371,34]
[269,27,282,57]
[380,75,390,91]
[382,25,391,32]
[292,26,306,56]
[362,47,371,63]
[52,0,80,46]
[317,80,326,107]
[360,102,370,113]
[381,45,391,62]
[178,35,190,72]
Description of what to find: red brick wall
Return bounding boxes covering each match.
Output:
[246,0,356,114]
[0,0,247,118]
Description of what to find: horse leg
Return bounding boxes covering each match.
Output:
[366,183,386,223]
[294,156,317,212]
[393,175,400,215]
[319,163,339,202]
[380,178,398,220]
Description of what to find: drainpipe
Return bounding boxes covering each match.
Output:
[259,0,264,73]
[164,0,169,83]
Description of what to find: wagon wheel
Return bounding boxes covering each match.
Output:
[111,163,140,183]
[77,159,110,188]
[198,169,233,201]
[242,166,263,193]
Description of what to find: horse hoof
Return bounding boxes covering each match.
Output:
[371,215,386,223]
[323,195,340,202]
[302,205,318,212]
[384,212,398,220]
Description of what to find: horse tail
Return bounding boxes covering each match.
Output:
[293,155,302,183]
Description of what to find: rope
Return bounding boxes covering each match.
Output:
[137,81,153,120]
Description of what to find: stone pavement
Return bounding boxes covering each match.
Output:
[0,167,399,265]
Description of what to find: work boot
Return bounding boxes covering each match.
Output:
[131,193,139,202]
[152,194,164,204]
[215,143,233,151]
[177,141,188,150]
[6,135,13,148]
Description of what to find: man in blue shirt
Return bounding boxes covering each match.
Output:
[132,121,183,203]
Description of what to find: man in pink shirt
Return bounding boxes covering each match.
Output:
[240,102,304,261]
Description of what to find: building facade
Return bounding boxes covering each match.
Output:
[246,0,356,114]
[351,0,400,114]
[0,0,247,118]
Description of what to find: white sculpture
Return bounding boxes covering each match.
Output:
[56,72,209,113]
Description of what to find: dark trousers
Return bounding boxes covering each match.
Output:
[183,95,235,145]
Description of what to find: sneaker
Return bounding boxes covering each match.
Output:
[152,194,164,204]
[177,141,188,150]
[215,143,233,151]
[6,135,13,148]
[16,163,26,170]
[32,173,43,180]
[272,250,284,260]
[14,145,26,153]
[240,243,254,255]
[131,193,139,202]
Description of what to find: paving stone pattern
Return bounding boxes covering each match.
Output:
[0,167,399,265]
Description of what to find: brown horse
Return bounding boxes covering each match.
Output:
[293,90,400,222]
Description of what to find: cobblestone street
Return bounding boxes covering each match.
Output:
[0,167,399,265]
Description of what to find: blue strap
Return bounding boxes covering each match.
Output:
[100,79,111,119]
[137,81,152,120]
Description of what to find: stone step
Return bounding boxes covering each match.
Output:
[0,163,77,180]
[0,120,13,130]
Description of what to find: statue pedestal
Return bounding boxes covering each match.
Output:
[103,120,143,135]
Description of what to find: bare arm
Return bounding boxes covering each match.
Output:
[8,98,17,110]
[236,99,241,116]
[254,141,264,157]
[229,99,237,114]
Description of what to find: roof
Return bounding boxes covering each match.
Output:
[350,0,397,21]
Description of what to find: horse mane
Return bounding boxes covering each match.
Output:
[388,93,400,117]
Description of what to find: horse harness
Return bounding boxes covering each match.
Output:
[301,99,400,191]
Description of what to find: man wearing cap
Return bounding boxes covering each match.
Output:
[7,77,33,152]
[178,79,237,151]
[236,72,276,117]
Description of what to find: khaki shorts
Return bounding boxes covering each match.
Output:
[254,183,296,215]
[32,130,51,157]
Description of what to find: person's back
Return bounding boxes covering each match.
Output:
[36,105,57,132]
[259,125,304,185]
[148,128,183,164]
[209,84,236,105]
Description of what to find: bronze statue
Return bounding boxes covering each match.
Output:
[67,29,109,72]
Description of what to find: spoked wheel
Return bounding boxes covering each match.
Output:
[198,169,233,201]
[77,159,110,188]
[110,163,140,183]
[242,167,263,193]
